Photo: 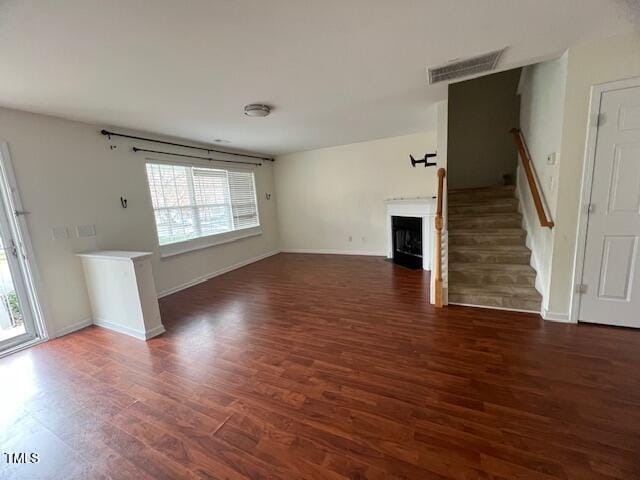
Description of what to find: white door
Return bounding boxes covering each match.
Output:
[579,84,640,327]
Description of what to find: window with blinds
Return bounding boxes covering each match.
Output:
[145,162,259,246]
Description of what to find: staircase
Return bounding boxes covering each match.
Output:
[447,185,542,312]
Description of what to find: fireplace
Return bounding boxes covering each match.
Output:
[392,216,423,269]
[385,197,436,271]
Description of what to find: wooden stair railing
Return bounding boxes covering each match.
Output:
[434,167,446,308]
[510,128,554,229]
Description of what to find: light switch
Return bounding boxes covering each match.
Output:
[76,225,96,237]
[546,152,556,165]
[51,226,69,240]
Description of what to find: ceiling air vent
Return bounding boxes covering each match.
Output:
[428,48,506,85]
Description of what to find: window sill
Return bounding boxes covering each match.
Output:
[158,227,262,258]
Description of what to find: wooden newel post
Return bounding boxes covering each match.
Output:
[435,168,446,308]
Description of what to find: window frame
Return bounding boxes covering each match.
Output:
[144,159,262,258]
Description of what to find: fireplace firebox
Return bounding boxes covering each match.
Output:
[392,216,423,269]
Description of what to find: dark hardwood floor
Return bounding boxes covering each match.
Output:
[1,253,639,479]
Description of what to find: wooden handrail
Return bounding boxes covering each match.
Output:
[510,128,554,229]
[434,168,446,308]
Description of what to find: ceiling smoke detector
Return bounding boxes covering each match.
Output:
[428,48,507,85]
[244,104,271,117]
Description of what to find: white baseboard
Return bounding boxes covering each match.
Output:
[93,317,167,341]
[142,324,167,340]
[541,308,573,323]
[281,248,386,256]
[157,249,281,298]
[55,317,93,338]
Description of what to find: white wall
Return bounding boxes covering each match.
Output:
[0,107,279,336]
[547,31,640,319]
[517,53,568,310]
[275,131,438,255]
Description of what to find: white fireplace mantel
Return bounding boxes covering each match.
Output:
[385,197,437,271]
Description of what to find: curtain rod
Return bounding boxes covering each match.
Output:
[131,147,262,166]
[101,129,274,161]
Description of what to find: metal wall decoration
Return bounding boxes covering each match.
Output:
[409,153,437,168]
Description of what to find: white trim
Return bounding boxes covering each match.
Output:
[93,317,165,341]
[55,317,93,337]
[157,249,280,298]
[159,227,262,258]
[280,249,386,257]
[569,76,640,324]
[541,308,571,323]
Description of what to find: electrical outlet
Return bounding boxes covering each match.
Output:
[76,225,96,237]
[51,226,69,240]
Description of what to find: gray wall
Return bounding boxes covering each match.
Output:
[447,69,522,189]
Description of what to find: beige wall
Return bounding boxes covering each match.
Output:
[517,54,568,310]
[447,69,522,189]
[548,31,640,317]
[274,132,438,255]
[0,107,279,336]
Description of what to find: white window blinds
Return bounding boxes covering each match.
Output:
[146,163,259,246]
[229,171,259,230]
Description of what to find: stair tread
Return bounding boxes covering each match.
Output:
[447,197,518,210]
[447,185,541,312]
[449,228,524,235]
[449,207,519,214]
[449,185,515,194]
[449,196,518,204]
[450,245,530,252]
[449,230,524,237]
[449,212,522,219]
[449,283,541,297]
[448,262,536,273]
[448,295,541,312]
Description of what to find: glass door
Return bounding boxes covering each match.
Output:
[0,145,41,354]
[0,236,36,350]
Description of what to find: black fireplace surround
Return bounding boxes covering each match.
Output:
[392,216,422,269]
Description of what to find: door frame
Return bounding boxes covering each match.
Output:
[570,76,640,324]
[0,142,51,356]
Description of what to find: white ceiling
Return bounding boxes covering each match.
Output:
[0,1,636,155]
